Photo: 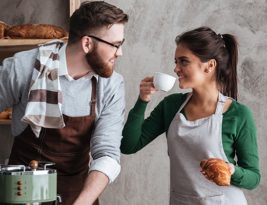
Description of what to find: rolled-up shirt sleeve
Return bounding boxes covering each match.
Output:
[89,156,121,183]
[89,74,125,183]
[0,53,33,112]
[0,57,19,111]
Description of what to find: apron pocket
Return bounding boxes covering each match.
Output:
[170,191,224,205]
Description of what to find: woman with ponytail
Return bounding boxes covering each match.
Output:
[121,27,260,205]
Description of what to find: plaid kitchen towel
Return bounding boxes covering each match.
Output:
[21,40,65,137]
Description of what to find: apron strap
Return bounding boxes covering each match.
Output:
[178,92,227,115]
[90,76,97,116]
[215,92,228,115]
[178,93,192,113]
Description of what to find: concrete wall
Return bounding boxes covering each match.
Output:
[0,0,69,29]
[0,0,266,204]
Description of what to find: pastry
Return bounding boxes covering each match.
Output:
[0,111,9,119]
[200,158,231,186]
[0,108,12,119]
[6,24,68,39]
[0,21,10,38]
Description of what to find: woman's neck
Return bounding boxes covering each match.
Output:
[183,87,220,121]
[191,89,219,106]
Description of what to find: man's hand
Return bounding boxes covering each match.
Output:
[73,170,109,205]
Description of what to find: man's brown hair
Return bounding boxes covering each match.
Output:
[68,1,128,44]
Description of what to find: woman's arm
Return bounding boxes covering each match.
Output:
[121,77,164,154]
[121,97,166,154]
[231,105,261,189]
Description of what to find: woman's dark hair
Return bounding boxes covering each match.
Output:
[69,1,128,44]
[175,27,238,100]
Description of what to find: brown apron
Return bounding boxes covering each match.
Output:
[9,77,99,205]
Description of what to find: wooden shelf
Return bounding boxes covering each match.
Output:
[0,39,53,46]
[0,38,68,46]
[0,119,11,125]
[0,38,68,62]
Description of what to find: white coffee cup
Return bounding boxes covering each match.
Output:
[153,72,176,92]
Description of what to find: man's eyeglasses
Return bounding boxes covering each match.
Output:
[87,35,125,51]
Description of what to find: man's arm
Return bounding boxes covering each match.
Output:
[74,74,125,204]
[0,57,18,111]
[0,50,37,112]
[73,171,108,205]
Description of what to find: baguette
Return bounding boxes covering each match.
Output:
[6,24,68,39]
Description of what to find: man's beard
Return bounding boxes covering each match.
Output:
[85,48,114,78]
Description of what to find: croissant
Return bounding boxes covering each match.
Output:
[200,158,231,186]
[6,24,68,39]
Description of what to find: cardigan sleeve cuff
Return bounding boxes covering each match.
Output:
[131,97,149,115]
[231,166,244,182]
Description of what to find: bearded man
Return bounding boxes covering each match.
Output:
[0,1,128,205]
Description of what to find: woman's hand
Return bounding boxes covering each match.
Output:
[139,76,157,102]
[227,162,235,175]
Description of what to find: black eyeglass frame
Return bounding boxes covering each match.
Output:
[87,35,125,50]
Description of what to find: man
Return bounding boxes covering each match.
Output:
[0,1,128,205]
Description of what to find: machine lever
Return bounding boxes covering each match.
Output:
[53,195,62,205]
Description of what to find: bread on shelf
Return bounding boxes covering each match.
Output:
[6,24,68,39]
[0,20,68,39]
[0,21,10,39]
[0,108,12,120]
[0,110,9,119]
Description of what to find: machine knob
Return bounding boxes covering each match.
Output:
[29,160,39,170]
[17,191,22,196]
[17,181,22,185]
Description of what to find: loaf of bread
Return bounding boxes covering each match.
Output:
[0,21,10,38]
[6,24,68,39]
[200,158,231,186]
[0,108,12,119]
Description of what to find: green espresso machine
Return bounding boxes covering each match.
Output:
[0,161,60,204]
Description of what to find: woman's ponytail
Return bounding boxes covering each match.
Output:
[222,34,238,100]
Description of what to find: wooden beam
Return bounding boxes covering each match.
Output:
[69,0,80,17]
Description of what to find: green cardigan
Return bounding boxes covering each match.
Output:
[121,93,260,190]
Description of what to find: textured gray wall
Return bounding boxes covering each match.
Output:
[0,0,69,29]
[0,0,266,204]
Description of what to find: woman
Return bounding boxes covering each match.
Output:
[121,27,260,205]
